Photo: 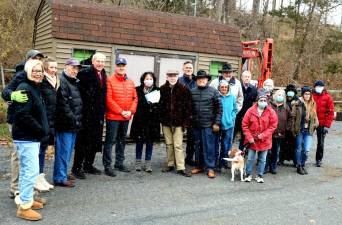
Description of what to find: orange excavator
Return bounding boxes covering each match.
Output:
[241,38,273,88]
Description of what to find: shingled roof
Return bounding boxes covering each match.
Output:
[35,0,242,57]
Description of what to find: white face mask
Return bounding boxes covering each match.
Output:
[144,80,153,87]
[315,86,324,94]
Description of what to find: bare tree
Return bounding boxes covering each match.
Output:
[252,0,261,15]
[216,0,224,22]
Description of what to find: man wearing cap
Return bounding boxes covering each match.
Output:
[2,49,45,198]
[53,58,83,187]
[312,80,334,167]
[178,61,197,166]
[72,53,107,179]
[210,63,243,111]
[190,70,222,178]
[103,58,137,176]
[159,69,192,177]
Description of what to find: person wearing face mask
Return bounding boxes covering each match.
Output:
[103,58,137,175]
[291,86,319,175]
[179,61,197,167]
[72,53,107,179]
[53,58,83,187]
[159,70,192,177]
[279,84,299,166]
[12,60,48,221]
[262,78,275,100]
[312,80,334,167]
[130,72,160,173]
[265,89,291,174]
[242,89,278,183]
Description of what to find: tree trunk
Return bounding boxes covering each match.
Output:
[252,0,260,15]
[272,0,276,11]
[224,0,236,24]
[216,0,224,22]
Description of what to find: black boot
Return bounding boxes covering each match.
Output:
[296,166,305,175]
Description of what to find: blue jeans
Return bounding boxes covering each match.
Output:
[53,132,77,183]
[14,141,40,205]
[246,149,268,176]
[295,131,313,166]
[103,120,129,169]
[194,127,219,170]
[218,128,234,168]
[136,138,153,161]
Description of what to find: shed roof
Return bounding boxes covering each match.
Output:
[35,0,242,57]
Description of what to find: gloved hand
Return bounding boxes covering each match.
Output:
[10,90,28,103]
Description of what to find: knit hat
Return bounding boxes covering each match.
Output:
[314,80,325,87]
[257,88,267,100]
[301,86,312,95]
[285,84,297,94]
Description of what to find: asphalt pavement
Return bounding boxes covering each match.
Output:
[1,122,342,225]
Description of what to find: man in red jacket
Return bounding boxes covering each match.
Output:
[103,58,138,176]
[312,80,334,167]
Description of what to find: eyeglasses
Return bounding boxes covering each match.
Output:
[32,70,43,73]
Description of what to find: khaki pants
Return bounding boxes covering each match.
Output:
[162,126,185,171]
[11,146,19,195]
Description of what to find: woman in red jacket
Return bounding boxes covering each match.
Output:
[242,89,278,183]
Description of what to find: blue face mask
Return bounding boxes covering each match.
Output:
[258,101,268,109]
[275,96,284,103]
[315,86,324,94]
[287,91,295,97]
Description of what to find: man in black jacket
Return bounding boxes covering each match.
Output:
[234,70,257,149]
[72,53,107,178]
[190,70,222,178]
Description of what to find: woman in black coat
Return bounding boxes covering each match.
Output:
[130,72,160,172]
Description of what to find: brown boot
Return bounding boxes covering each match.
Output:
[31,201,43,210]
[17,207,42,221]
[34,197,47,205]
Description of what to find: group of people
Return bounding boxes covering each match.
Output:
[3,49,335,221]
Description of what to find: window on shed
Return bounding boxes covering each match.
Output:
[73,49,96,65]
[210,61,225,80]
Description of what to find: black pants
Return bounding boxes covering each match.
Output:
[185,127,195,161]
[316,126,327,162]
[279,130,296,165]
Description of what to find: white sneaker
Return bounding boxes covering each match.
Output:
[40,173,54,190]
[255,176,264,183]
[245,175,252,182]
[34,174,50,192]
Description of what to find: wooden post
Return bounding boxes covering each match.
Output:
[0,64,5,89]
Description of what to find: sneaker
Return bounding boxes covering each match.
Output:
[104,167,116,177]
[255,176,264,183]
[39,173,54,190]
[162,166,174,172]
[34,175,50,192]
[114,165,131,172]
[177,170,192,177]
[245,175,252,182]
[144,160,152,173]
[297,166,305,175]
[72,169,86,179]
[135,160,142,171]
[83,165,102,175]
[316,160,322,167]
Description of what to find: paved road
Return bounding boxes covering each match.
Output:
[1,122,342,225]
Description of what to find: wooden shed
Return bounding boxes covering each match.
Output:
[34,0,242,85]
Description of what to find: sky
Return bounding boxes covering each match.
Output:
[238,0,342,26]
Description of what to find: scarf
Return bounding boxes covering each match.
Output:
[44,72,60,89]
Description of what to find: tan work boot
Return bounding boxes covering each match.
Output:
[31,201,43,210]
[16,207,42,221]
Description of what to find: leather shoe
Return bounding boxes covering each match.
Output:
[207,169,216,178]
[177,170,192,177]
[54,180,75,188]
[83,166,102,175]
[162,166,174,172]
[114,165,131,172]
[191,167,204,174]
[72,169,86,179]
[105,168,117,177]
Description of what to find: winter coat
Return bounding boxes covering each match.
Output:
[12,79,48,142]
[54,71,83,132]
[106,73,137,121]
[210,76,244,111]
[191,85,222,128]
[312,90,334,128]
[270,101,291,138]
[290,98,319,136]
[2,70,27,124]
[242,104,278,151]
[179,75,196,90]
[159,81,191,128]
[40,77,57,139]
[220,93,237,130]
[130,85,161,141]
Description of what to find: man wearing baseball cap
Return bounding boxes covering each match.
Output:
[103,57,137,176]
[312,80,334,167]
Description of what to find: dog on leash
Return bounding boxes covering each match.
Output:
[223,148,245,181]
